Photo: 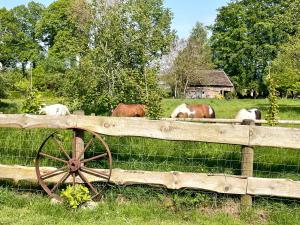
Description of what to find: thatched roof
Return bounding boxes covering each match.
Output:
[188,70,234,87]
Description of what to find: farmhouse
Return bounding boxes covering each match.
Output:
[185,70,234,99]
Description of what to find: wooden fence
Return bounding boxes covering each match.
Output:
[0,114,300,205]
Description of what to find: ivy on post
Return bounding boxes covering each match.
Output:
[265,63,279,126]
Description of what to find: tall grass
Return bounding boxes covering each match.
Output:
[0,187,300,225]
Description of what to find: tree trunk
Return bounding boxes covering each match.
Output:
[22,62,26,77]
[183,80,189,96]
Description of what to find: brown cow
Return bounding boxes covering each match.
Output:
[170,103,215,118]
[111,103,146,117]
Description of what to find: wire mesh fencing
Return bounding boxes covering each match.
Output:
[0,126,300,210]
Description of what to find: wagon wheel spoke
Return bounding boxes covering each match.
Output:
[52,136,71,160]
[78,170,99,197]
[80,166,109,180]
[72,130,76,158]
[40,166,68,180]
[39,152,68,164]
[77,136,94,160]
[81,152,107,164]
[72,172,76,186]
[50,172,70,193]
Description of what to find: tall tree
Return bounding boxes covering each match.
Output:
[0,2,44,72]
[0,8,19,68]
[36,0,92,61]
[11,2,44,72]
[64,0,175,116]
[163,22,214,97]
[33,0,92,92]
[210,0,300,96]
[272,33,300,97]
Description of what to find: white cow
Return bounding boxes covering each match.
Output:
[39,104,70,116]
[235,108,261,122]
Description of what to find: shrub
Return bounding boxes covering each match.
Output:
[145,91,163,119]
[214,94,225,100]
[224,91,237,100]
[60,184,92,209]
[22,91,41,114]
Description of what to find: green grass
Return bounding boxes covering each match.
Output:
[1,97,300,120]
[0,93,63,114]
[161,98,300,119]
[0,187,300,225]
[0,98,300,224]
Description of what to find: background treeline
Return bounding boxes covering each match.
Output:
[0,0,175,116]
[1,0,300,114]
[162,0,300,98]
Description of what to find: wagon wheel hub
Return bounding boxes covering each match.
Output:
[68,159,81,172]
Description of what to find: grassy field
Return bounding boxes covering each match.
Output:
[1,97,300,119]
[0,97,299,224]
[0,186,300,225]
[161,98,300,119]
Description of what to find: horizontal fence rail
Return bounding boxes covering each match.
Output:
[162,118,300,125]
[1,165,300,199]
[0,114,299,149]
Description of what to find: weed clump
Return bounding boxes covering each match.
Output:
[60,184,91,209]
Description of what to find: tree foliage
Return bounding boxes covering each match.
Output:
[36,0,91,60]
[210,0,300,96]
[162,22,213,97]
[0,3,44,73]
[272,33,300,97]
[0,3,44,95]
[0,8,19,68]
[64,0,174,116]
[1,0,174,117]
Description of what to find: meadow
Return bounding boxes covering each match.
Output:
[0,97,299,225]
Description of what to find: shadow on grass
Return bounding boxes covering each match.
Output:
[0,179,43,193]
[0,100,20,113]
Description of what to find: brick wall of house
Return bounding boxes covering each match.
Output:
[185,86,234,99]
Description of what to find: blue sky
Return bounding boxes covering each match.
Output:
[0,0,230,38]
[164,0,229,38]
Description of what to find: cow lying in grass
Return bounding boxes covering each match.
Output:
[39,104,70,116]
[235,108,261,124]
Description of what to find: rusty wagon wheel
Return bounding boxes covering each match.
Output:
[35,128,112,201]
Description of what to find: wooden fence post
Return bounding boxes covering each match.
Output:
[241,119,255,207]
[73,111,85,161]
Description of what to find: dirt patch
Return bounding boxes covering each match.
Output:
[198,200,269,224]
[199,200,240,217]
[221,200,240,217]
[257,209,269,223]
[116,194,130,205]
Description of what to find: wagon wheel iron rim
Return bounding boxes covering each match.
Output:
[35,128,112,201]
